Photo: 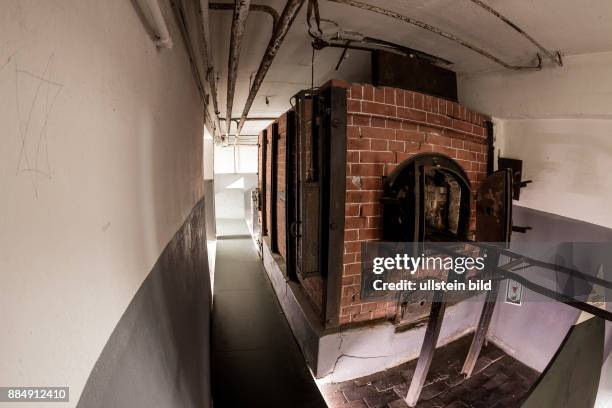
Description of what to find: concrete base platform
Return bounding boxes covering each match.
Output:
[260,239,486,383]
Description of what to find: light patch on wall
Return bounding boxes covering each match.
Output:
[226,177,245,189]
[497,118,612,229]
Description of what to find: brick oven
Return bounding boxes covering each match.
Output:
[257,80,491,330]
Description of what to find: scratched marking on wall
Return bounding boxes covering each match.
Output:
[14,55,63,197]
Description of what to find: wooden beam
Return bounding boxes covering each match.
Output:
[405,290,447,406]
[461,279,500,377]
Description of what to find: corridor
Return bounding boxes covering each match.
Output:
[211,219,327,407]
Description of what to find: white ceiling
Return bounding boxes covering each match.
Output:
[207,0,612,135]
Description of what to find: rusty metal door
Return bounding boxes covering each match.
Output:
[294,92,321,277]
[259,130,268,236]
[476,169,513,242]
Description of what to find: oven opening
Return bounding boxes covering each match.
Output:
[424,167,462,241]
[382,153,472,243]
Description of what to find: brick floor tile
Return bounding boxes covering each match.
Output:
[364,389,400,408]
[343,385,378,401]
[374,373,405,392]
[325,335,538,408]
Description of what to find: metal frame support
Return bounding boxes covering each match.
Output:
[327,0,542,71]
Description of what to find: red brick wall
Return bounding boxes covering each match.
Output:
[339,83,490,325]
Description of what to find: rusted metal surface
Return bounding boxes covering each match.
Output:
[226,0,251,139]
[468,0,563,66]
[209,2,279,29]
[322,86,347,328]
[237,0,306,137]
[285,110,298,281]
[270,122,279,252]
[296,92,320,277]
[207,72,223,136]
[208,2,281,139]
[475,169,513,242]
[498,157,533,201]
[372,50,458,102]
[327,0,543,70]
[312,37,453,66]
[261,129,268,235]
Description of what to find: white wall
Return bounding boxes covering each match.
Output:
[459,52,612,120]
[214,173,258,219]
[204,128,215,181]
[214,144,258,174]
[459,51,612,387]
[0,0,205,405]
[460,50,612,228]
[495,118,612,228]
[213,144,258,220]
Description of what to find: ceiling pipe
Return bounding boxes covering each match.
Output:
[220,117,277,121]
[199,0,224,137]
[175,0,223,137]
[209,2,279,29]
[312,36,453,66]
[362,37,453,65]
[236,0,306,137]
[467,0,562,66]
[206,69,223,137]
[226,0,252,139]
[139,0,174,48]
[327,0,542,71]
[173,0,213,128]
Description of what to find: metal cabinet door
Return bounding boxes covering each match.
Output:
[295,93,320,277]
[476,169,514,242]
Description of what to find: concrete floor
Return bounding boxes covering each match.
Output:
[211,218,327,407]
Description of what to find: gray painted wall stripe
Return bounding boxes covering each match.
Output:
[78,198,212,408]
